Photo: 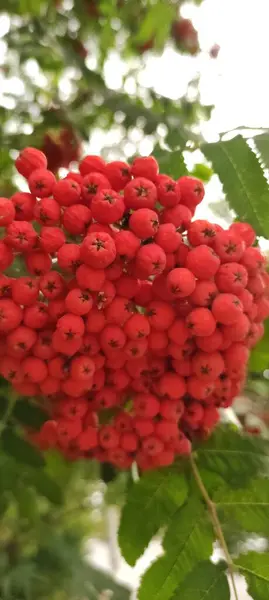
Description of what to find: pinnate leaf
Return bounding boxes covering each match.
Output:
[254,133,269,170]
[202,135,269,237]
[153,146,188,179]
[172,561,229,600]
[236,552,269,600]
[118,470,188,566]
[197,426,269,486]
[138,496,213,600]
[2,429,45,467]
[214,478,269,536]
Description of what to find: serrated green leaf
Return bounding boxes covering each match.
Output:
[138,497,213,600]
[135,1,176,47]
[236,552,269,600]
[202,135,269,237]
[118,470,188,566]
[153,147,188,180]
[172,561,229,600]
[214,478,269,536]
[13,401,47,429]
[254,133,269,170]
[2,429,45,467]
[197,426,269,486]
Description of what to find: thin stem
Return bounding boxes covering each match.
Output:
[0,391,18,439]
[190,454,239,600]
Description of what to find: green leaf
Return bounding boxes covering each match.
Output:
[13,401,47,429]
[135,1,176,47]
[118,470,188,566]
[2,429,45,467]
[214,478,269,535]
[30,470,64,505]
[202,135,269,237]
[138,497,213,600]
[172,561,229,600]
[236,552,269,600]
[254,133,269,170]
[197,426,269,486]
[153,146,188,180]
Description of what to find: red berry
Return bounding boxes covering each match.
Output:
[65,288,93,315]
[229,222,255,247]
[40,271,65,299]
[91,189,125,224]
[15,147,47,178]
[25,251,52,276]
[131,156,158,182]
[57,243,81,271]
[155,223,181,252]
[192,350,224,382]
[129,208,159,239]
[186,245,220,279]
[177,176,205,208]
[212,293,243,325]
[11,192,36,221]
[0,241,13,271]
[214,230,245,263]
[135,243,166,277]
[133,393,160,418]
[157,176,181,208]
[158,372,186,399]
[80,232,116,269]
[28,168,56,198]
[0,197,16,226]
[100,324,126,353]
[40,226,66,253]
[71,355,95,380]
[24,302,48,329]
[53,178,81,206]
[240,247,265,274]
[63,205,92,234]
[79,155,106,176]
[215,262,248,293]
[81,172,111,205]
[124,313,150,340]
[76,264,105,291]
[166,268,196,298]
[147,300,175,331]
[114,229,140,260]
[189,280,218,307]
[105,161,131,191]
[6,221,37,251]
[34,197,61,226]
[188,220,217,246]
[21,356,48,383]
[162,204,192,231]
[124,177,157,210]
[186,308,216,336]
[57,313,85,340]
[0,299,22,333]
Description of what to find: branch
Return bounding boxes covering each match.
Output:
[190,453,239,600]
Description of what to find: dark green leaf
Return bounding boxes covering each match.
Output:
[197,426,269,486]
[254,133,269,170]
[236,552,269,600]
[118,470,188,566]
[172,561,229,600]
[214,478,269,535]
[202,135,269,237]
[153,147,188,179]
[2,429,45,467]
[138,497,213,600]
[13,401,47,429]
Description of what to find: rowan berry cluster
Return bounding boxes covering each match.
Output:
[0,147,268,470]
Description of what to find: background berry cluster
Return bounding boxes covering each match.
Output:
[0,147,268,470]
